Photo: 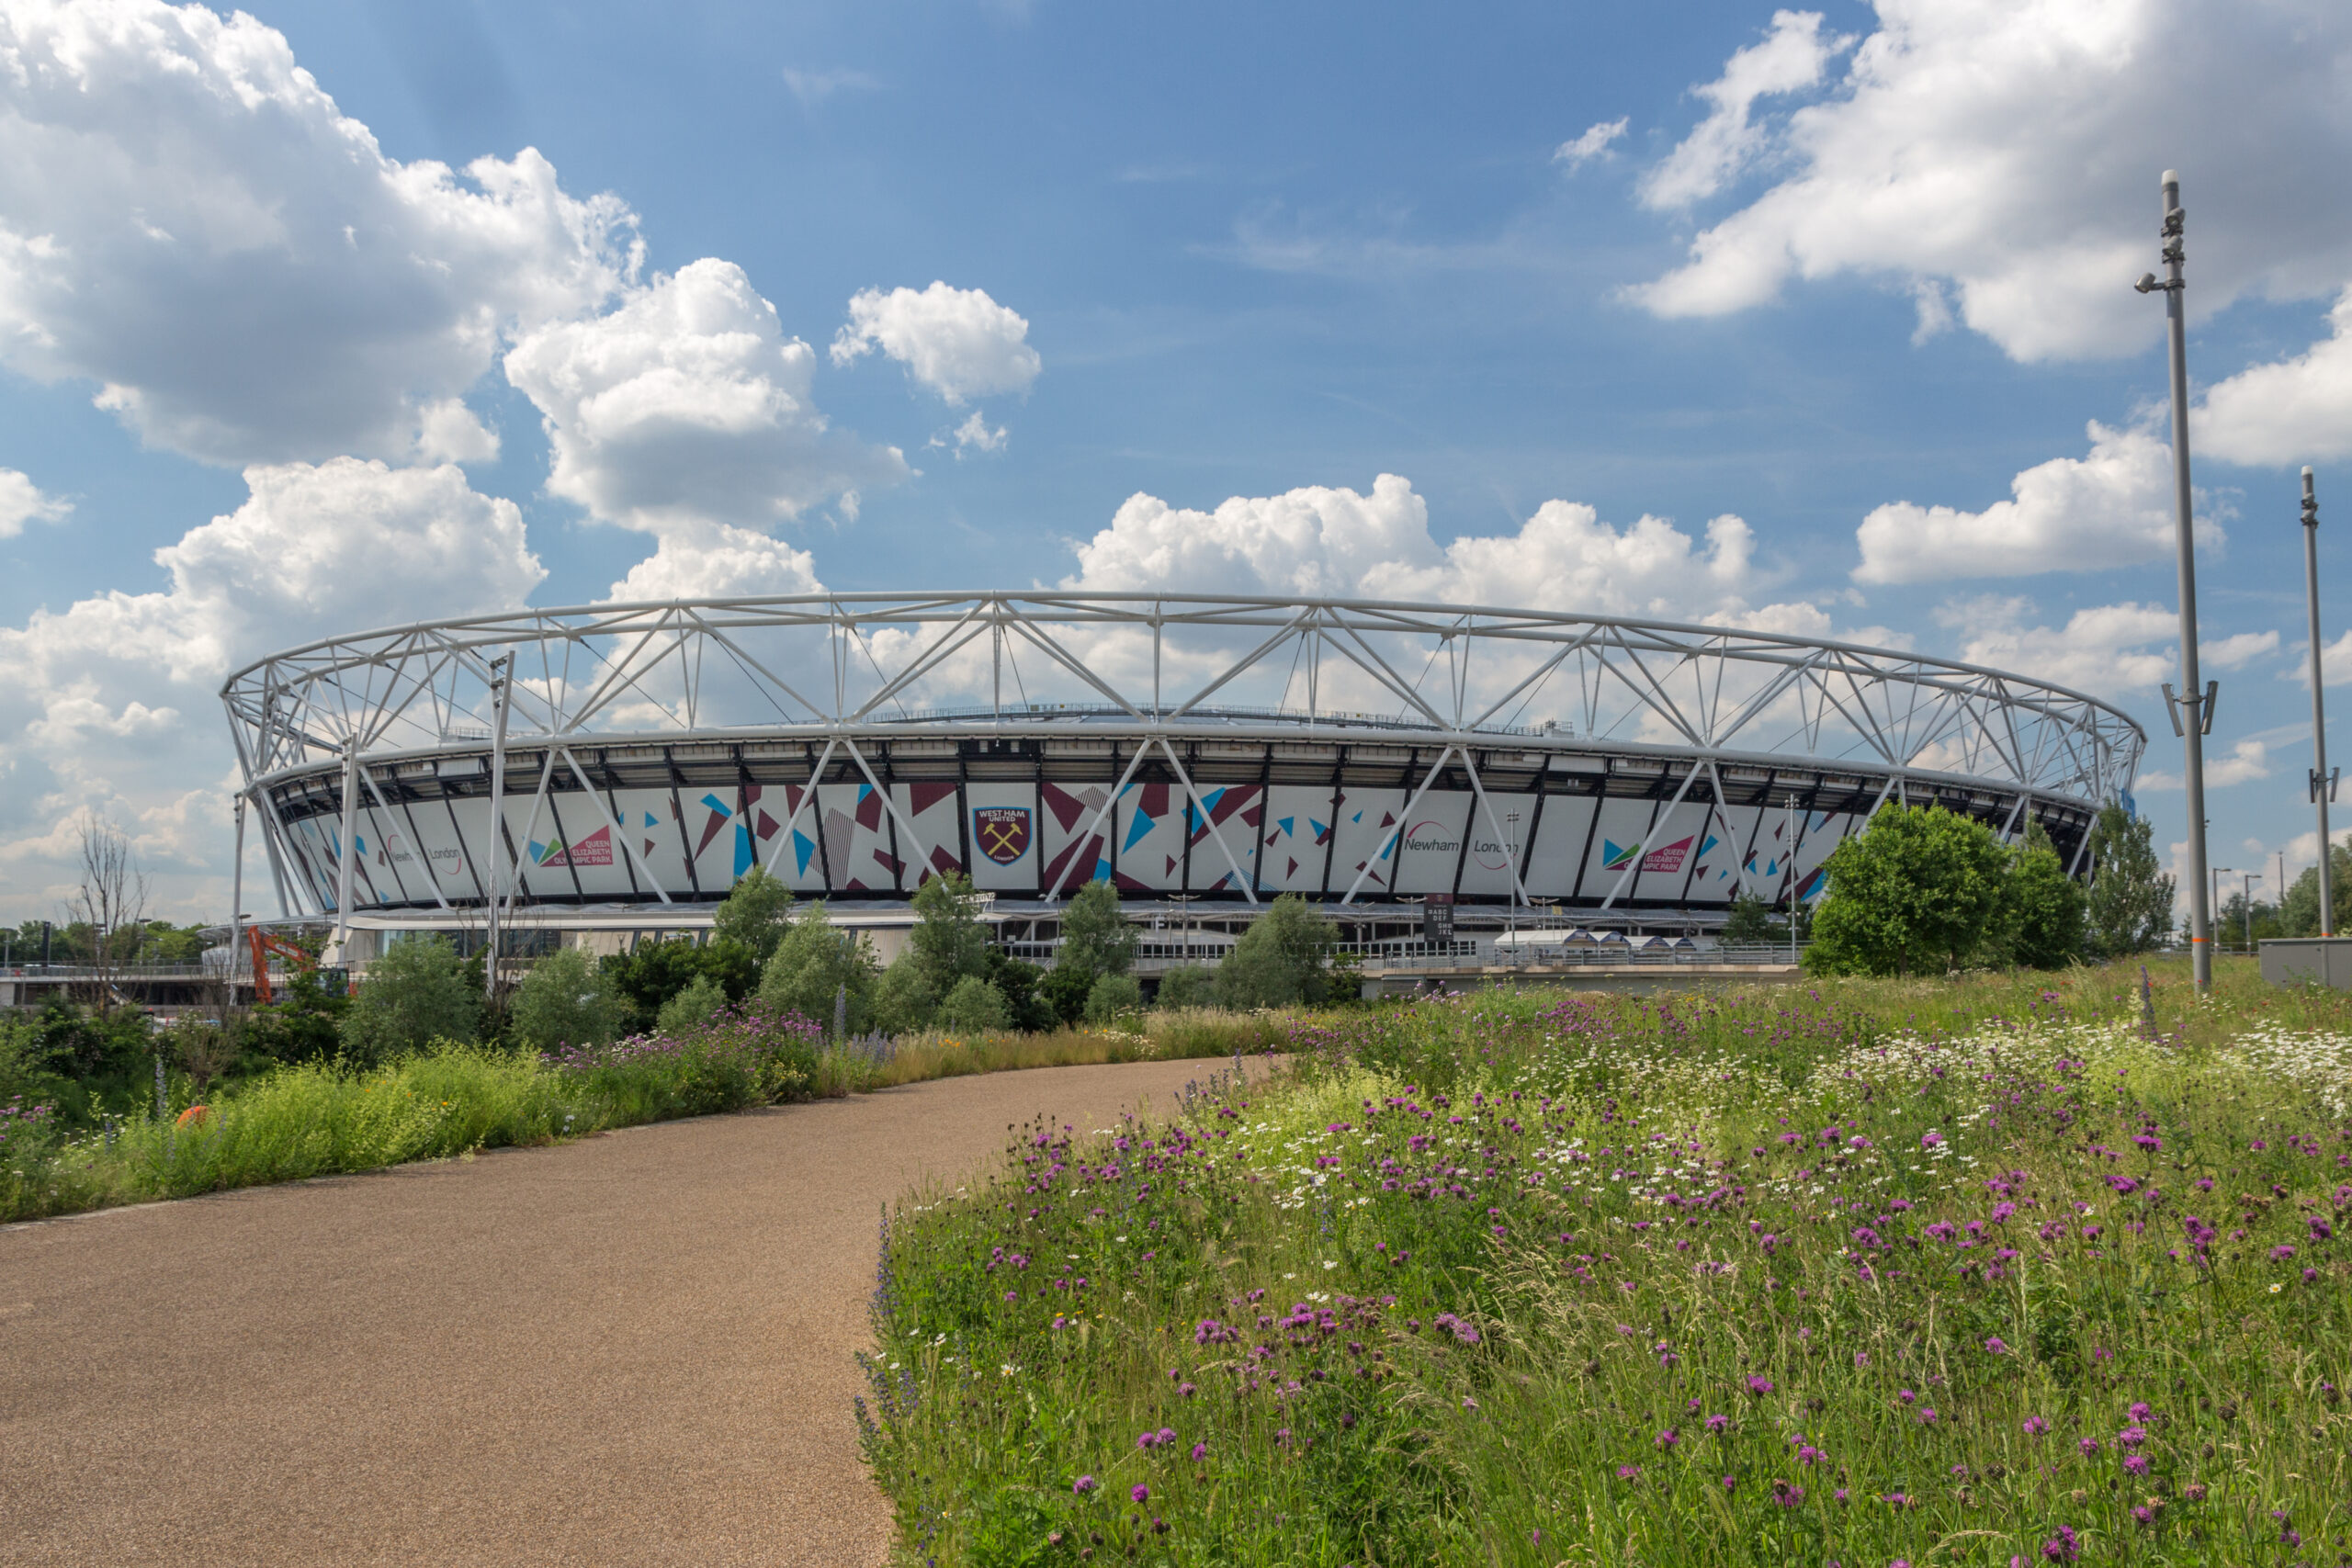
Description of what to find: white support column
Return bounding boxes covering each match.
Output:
[1047,739,1155,898]
[839,739,937,892]
[500,749,559,931]
[560,748,673,905]
[1600,762,1703,911]
[362,766,450,911]
[1341,745,1456,904]
[483,653,512,996]
[762,737,840,876]
[334,737,359,952]
[1158,738,1260,906]
[230,794,248,998]
[1459,750,1531,913]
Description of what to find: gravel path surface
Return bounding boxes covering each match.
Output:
[1,1056,1260,1567]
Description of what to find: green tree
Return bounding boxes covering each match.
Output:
[341,936,481,1062]
[935,975,1011,1032]
[910,873,991,996]
[984,951,1054,1032]
[1057,880,1136,978]
[602,937,756,1029]
[1084,972,1144,1023]
[2084,801,2176,958]
[240,969,347,1068]
[872,953,937,1034]
[2281,841,2352,936]
[1805,805,2010,977]
[1038,961,1096,1026]
[509,946,630,1051]
[656,974,729,1035]
[1996,823,2088,969]
[1152,964,1217,1010]
[1214,894,1338,1009]
[757,902,877,1032]
[1720,892,1775,947]
[712,866,795,966]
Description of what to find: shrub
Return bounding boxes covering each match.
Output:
[655,974,729,1035]
[1997,825,2088,969]
[341,937,481,1063]
[757,901,876,1034]
[1215,894,1338,1008]
[1039,962,1095,1026]
[1806,804,2009,976]
[935,975,1012,1032]
[1082,972,1143,1024]
[712,865,795,965]
[873,953,937,1034]
[548,1003,823,1122]
[509,946,631,1052]
[985,951,1056,1032]
[1152,964,1217,1009]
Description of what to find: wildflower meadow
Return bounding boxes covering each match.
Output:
[862,961,2352,1566]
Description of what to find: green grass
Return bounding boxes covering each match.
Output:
[862,958,2352,1566]
[0,1002,1287,1225]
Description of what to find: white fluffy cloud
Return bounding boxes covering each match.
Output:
[2139,738,2267,792]
[1637,10,1845,209]
[1938,595,2178,700]
[1555,117,1629,171]
[605,523,824,603]
[2197,290,2352,466]
[1062,472,1795,626]
[1629,0,2352,363]
[831,281,1041,404]
[0,466,68,536]
[504,258,908,546]
[1854,423,2224,583]
[0,458,541,907]
[0,0,638,464]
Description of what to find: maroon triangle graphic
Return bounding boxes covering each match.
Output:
[1166,854,1178,874]
[1379,811,1396,829]
[1286,856,1298,877]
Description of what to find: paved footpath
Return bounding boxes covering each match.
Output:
[1,1057,1258,1567]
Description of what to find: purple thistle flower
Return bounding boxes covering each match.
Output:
[1073,1474,1097,1495]
[1131,1483,1149,1505]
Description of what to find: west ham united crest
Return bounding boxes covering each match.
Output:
[974,806,1032,864]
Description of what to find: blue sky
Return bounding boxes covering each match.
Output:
[2,0,2348,919]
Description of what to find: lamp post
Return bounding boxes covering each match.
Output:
[1506,810,1522,956]
[1786,794,1801,965]
[2137,171,2215,991]
[2304,468,2338,936]
[2212,866,2231,953]
[2240,871,2262,953]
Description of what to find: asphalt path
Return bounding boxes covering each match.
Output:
[0,1056,1260,1566]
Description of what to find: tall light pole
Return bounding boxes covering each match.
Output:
[2240,871,2262,953]
[483,652,513,998]
[2304,468,2338,936]
[1506,809,1522,953]
[2139,171,2215,991]
[2212,865,2231,951]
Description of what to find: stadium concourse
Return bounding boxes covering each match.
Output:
[216,592,2145,976]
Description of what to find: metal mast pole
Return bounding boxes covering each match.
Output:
[2140,171,2213,990]
[334,737,359,958]
[231,793,247,998]
[2304,468,2336,936]
[484,653,512,998]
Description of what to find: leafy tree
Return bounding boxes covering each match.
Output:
[1084,972,1144,1023]
[1215,894,1338,1009]
[1995,823,2087,969]
[2084,801,2176,958]
[1805,805,2010,977]
[656,974,730,1035]
[712,866,795,966]
[509,946,630,1051]
[1039,962,1096,1027]
[1721,892,1775,946]
[341,936,481,1062]
[1058,880,1135,979]
[602,937,756,1029]
[910,873,991,997]
[2280,841,2352,937]
[1153,964,1217,1010]
[757,902,877,1033]
[985,950,1055,1032]
[935,975,1011,1032]
[873,953,937,1035]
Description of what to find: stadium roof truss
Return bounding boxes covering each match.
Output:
[220,593,2145,920]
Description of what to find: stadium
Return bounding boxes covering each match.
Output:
[219,592,2147,967]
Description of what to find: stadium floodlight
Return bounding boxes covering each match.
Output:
[2139,170,2215,991]
[2304,468,2338,936]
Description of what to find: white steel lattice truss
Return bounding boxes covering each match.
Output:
[220,593,2145,921]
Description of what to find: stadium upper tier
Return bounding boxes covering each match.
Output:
[220,592,2146,920]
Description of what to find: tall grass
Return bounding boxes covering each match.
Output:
[0,1001,1288,1224]
[863,959,2352,1565]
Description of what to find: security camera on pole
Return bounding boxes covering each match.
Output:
[2303,468,2338,936]
[2136,171,2216,992]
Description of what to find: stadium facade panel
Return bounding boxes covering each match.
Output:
[220,593,2146,927]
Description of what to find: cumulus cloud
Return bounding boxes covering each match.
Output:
[947,410,1008,456]
[504,258,908,539]
[1854,423,2224,583]
[0,459,541,908]
[605,522,824,603]
[781,65,880,108]
[2203,630,2279,670]
[0,0,638,464]
[1061,472,1792,625]
[2197,290,2352,465]
[1937,594,2178,699]
[1638,11,1846,209]
[2139,738,2268,791]
[831,281,1042,405]
[1554,117,1629,171]
[1627,0,2352,363]
[0,466,68,536]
